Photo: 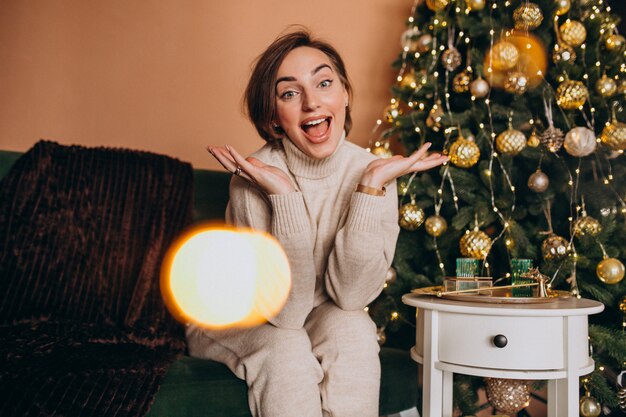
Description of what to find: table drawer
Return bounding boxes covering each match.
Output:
[437,312,564,370]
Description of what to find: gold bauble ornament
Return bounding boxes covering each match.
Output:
[449,136,481,168]
[441,47,462,71]
[466,0,486,11]
[555,0,571,16]
[552,42,576,64]
[370,141,394,159]
[384,102,402,123]
[415,34,433,53]
[453,71,471,93]
[540,126,565,153]
[596,74,617,97]
[460,228,492,258]
[560,20,587,47]
[484,378,531,415]
[426,0,450,12]
[513,3,543,31]
[606,34,626,52]
[600,121,626,151]
[556,80,588,110]
[376,327,387,346]
[425,215,448,237]
[620,296,626,313]
[541,234,569,261]
[527,130,540,147]
[579,395,601,417]
[504,71,529,95]
[399,202,425,231]
[426,100,444,132]
[400,71,417,89]
[492,41,520,71]
[618,79,626,95]
[574,215,601,237]
[596,257,625,284]
[528,170,549,193]
[385,267,397,284]
[564,127,597,157]
[496,128,526,154]
[470,76,490,98]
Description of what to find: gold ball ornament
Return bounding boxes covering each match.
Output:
[492,41,520,71]
[618,79,626,95]
[441,47,462,71]
[399,202,425,231]
[466,0,486,11]
[541,234,569,261]
[496,128,527,155]
[596,74,617,97]
[513,3,543,31]
[484,378,531,415]
[370,141,394,159]
[560,20,587,47]
[574,215,602,237]
[426,0,450,12]
[540,126,565,153]
[528,170,549,193]
[527,130,541,147]
[400,71,417,89]
[460,228,492,259]
[426,101,444,132]
[596,258,625,284]
[453,71,471,93]
[425,215,448,237]
[449,136,481,168]
[376,327,387,346]
[606,34,626,52]
[556,80,588,110]
[579,395,602,417]
[553,42,576,64]
[620,296,626,313]
[470,77,490,98]
[555,0,571,16]
[385,267,397,284]
[384,102,402,123]
[564,127,597,157]
[504,71,529,95]
[600,121,626,151]
[415,34,433,53]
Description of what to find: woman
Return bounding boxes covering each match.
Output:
[187,28,448,417]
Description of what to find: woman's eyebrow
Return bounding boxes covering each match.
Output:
[275,64,333,87]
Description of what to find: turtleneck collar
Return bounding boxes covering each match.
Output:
[281,131,347,179]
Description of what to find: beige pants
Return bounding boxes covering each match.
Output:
[186,300,381,417]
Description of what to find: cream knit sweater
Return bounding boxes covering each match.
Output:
[226,135,400,329]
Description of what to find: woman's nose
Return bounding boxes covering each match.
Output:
[302,91,319,111]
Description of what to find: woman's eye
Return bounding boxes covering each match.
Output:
[280,90,297,99]
[319,79,333,88]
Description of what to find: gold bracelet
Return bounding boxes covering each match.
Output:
[356,183,386,196]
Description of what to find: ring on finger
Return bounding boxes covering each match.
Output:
[234,166,242,176]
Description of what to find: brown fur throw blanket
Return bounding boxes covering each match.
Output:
[0,141,193,416]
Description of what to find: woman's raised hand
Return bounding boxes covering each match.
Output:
[207,145,296,195]
[359,142,449,189]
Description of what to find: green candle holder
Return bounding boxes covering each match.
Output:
[511,258,534,297]
[456,258,480,277]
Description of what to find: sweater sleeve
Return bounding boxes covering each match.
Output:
[324,179,400,310]
[225,175,316,329]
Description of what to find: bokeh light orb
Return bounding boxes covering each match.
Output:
[161,225,291,329]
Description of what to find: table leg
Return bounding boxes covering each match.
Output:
[548,377,579,416]
[442,370,453,417]
[421,310,443,417]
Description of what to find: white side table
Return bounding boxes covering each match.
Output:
[401,294,604,417]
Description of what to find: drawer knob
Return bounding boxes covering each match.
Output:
[493,334,508,348]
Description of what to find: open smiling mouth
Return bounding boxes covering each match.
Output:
[301,117,331,139]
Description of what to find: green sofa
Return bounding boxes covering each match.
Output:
[0,149,418,417]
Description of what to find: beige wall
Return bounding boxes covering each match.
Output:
[0,0,413,170]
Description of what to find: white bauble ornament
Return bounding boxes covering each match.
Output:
[563,127,596,157]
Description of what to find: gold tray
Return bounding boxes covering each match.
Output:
[411,286,571,304]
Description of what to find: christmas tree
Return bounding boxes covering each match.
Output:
[368,0,626,415]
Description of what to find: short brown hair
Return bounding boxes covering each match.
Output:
[244,28,353,144]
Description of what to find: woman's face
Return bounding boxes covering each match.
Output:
[274,46,349,160]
